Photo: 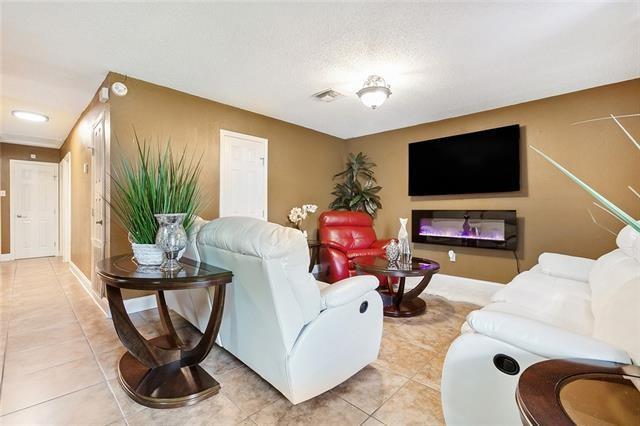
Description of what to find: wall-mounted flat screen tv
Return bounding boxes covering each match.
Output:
[408,124,520,196]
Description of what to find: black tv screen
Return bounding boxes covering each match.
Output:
[408,125,520,196]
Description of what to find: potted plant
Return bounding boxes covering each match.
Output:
[109,134,203,265]
[329,152,382,217]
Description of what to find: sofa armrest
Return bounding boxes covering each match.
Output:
[320,275,379,308]
[322,240,348,253]
[371,239,391,250]
[467,310,630,363]
[538,252,595,283]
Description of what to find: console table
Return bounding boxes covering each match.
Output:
[352,256,440,317]
[97,255,232,408]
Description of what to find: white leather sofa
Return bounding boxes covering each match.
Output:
[442,224,640,425]
[165,217,383,404]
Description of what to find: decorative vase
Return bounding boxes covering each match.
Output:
[385,239,400,263]
[398,218,411,262]
[155,213,188,272]
[129,234,164,266]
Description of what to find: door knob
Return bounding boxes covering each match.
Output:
[16,214,23,218]
[96,220,103,225]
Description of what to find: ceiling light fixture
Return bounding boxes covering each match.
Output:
[11,110,49,122]
[356,75,391,109]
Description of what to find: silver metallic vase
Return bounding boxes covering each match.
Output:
[385,239,400,264]
[155,213,188,272]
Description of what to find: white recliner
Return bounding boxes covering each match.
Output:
[442,224,640,425]
[165,217,383,404]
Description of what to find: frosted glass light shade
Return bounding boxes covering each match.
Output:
[356,75,391,109]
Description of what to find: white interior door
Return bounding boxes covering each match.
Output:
[59,153,71,262]
[91,116,106,295]
[219,130,268,220]
[10,160,59,259]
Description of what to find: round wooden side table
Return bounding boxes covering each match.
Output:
[352,256,440,317]
[517,359,640,425]
[97,255,232,409]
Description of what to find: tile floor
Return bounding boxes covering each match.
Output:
[0,257,478,425]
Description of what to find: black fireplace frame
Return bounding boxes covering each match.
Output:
[411,210,517,251]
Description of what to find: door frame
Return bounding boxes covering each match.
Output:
[9,159,59,259]
[59,152,72,262]
[90,109,111,296]
[219,129,268,219]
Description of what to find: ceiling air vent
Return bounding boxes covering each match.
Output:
[311,89,344,103]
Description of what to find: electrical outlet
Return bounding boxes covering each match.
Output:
[30,154,36,159]
[448,250,456,262]
[0,190,5,197]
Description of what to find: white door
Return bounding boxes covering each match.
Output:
[91,116,106,295]
[59,153,71,262]
[10,160,59,259]
[219,130,268,220]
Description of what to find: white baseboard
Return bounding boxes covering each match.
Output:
[0,253,15,262]
[68,261,157,318]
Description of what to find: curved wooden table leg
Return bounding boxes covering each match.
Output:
[383,274,434,318]
[156,290,183,347]
[111,283,228,408]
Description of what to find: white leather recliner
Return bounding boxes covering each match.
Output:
[165,217,383,404]
[442,224,640,425]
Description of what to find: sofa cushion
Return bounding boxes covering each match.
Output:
[538,253,594,282]
[481,300,593,336]
[589,249,640,316]
[491,271,593,335]
[616,222,640,260]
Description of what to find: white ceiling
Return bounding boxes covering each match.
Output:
[1,2,639,147]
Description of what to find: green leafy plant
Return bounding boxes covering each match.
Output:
[530,113,639,235]
[109,133,203,244]
[330,152,382,217]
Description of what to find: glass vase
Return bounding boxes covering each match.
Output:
[155,213,188,272]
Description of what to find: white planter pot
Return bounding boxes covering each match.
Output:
[131,243,164,266]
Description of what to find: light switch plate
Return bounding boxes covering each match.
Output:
[0,190,6,197]
[83,163,89,174]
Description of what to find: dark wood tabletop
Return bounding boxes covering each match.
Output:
[97,254,232,290]
[517,359,640,426]
[352,256,440,277]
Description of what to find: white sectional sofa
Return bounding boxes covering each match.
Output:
[441,224,640,425]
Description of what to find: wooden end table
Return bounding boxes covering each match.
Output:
[307,239,321,273]
[97,255,232,409]
[516,359,640,425]
[352,256,440,317]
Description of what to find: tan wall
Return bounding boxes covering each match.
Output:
[0,143,60,254]
[347,79,640,283]
[107,74,346,259]
[59,76,112,278]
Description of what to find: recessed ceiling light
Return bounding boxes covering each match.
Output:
[11,110,49,123]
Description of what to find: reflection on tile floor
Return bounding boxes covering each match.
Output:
[0,257,478,425]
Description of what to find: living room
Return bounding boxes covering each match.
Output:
[1,2,639,425]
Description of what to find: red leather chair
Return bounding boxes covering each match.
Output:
[318,211,390,283]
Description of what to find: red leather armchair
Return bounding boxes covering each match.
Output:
[319,211,390,283]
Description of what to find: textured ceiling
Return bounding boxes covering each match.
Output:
[1,2,639,147]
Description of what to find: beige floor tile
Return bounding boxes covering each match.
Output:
[250,391,368,425]
[125,392,245,426]
[333,364,409,415]
[0,382,122,425]
[411,351,447,391]
[106,378,146,418]
[3,337,93,378]
[201,344,243,377]
[372,380,444,426]
[362,416,385,425]
[0,356,105,415]
[96,347,125,381]
[372,332,436,378]
[218,365,282,417]
[5,321,85,353]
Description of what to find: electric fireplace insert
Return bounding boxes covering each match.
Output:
[412,210,517,250]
